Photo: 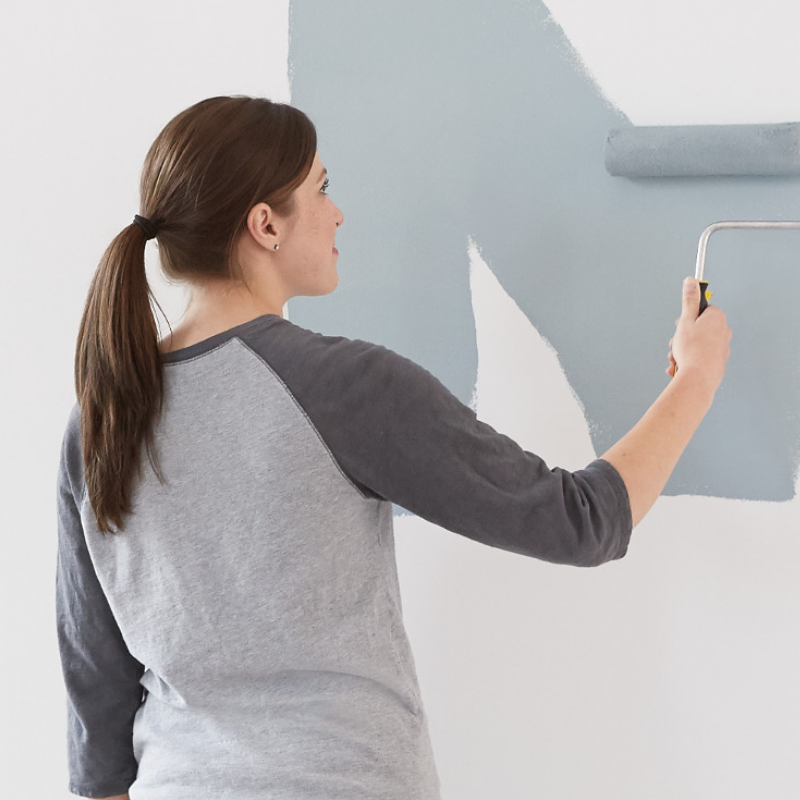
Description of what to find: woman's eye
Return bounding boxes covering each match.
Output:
[321,178,330,195]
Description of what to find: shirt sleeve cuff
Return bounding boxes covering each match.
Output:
[587,457,634,560]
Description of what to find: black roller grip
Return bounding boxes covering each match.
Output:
[699,281,709,315]
[673,280,710,377]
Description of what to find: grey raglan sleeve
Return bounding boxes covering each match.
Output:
[55,405,145,798]
[255,325,633,567]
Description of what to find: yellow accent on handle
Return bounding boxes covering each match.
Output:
[705,290,713,301]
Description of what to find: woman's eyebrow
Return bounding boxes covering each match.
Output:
[318,167,328,182]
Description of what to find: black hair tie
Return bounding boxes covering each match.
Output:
[133,214,158,240]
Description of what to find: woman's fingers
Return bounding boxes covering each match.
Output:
[667,338,677,376]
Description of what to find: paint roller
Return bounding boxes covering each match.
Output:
[604,122,800,314]
[605,122,800,178]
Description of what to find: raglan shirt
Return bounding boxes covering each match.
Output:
[56,312,633,800]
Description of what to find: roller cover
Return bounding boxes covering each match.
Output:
[605,122,800,177]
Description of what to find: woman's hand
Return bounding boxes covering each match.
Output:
[666,277,732,389]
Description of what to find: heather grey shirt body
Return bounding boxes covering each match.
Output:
[56,313,633,799]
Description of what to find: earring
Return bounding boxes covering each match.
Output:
[274,244,280,250]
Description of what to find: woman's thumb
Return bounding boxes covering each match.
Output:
[682,276,700,320]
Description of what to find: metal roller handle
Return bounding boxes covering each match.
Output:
[695,220,800,282]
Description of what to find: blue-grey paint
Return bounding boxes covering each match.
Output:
[287,0,800,502]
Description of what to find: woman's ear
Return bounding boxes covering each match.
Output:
[245,202,281,252]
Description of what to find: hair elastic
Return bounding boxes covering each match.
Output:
[133,214,158,240]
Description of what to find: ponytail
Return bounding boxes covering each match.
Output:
[75,220,168,535]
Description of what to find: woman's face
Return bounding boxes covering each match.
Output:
[238,150,344,307]
[277,150,345,296]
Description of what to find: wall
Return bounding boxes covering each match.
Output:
[5,1,800,797]
[289,1,800,797]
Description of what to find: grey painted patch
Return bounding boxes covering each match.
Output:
[287,0,800,502]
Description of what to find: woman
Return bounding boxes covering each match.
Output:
[56,95,731,800]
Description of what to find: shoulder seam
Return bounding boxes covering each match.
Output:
[63,404,89,511]
[233,337,373,502]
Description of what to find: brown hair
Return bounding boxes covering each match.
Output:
[75,95,317,535]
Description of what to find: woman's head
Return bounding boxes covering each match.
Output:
[140,95,338,289]
[76,95,332,534]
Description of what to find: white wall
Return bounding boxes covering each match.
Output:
[5,1,800,797]
[0,2,291,795]
[545,0,800,125]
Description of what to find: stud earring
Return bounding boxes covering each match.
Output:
[274,244,280,250]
